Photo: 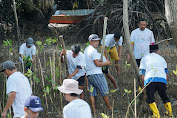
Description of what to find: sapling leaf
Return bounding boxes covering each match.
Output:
[101,113,110,118]
[88,85,94,93]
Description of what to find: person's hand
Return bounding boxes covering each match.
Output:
[105,60,111,65]
[67,74,73,79]
[1,110,7,118]
[61,50,66,56]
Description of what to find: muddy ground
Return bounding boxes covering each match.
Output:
[0,24,177,118]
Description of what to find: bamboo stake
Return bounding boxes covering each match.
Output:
[49,57,53,87]
[53,51,56,98]
[100,17,108,61]
[39,58,48,110]
[59,35,69,75]
[59,54,63,113]
[134,78,137,118]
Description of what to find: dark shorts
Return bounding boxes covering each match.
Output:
[136,59,141,67]
[77,76,85,88]
[146,82,170,104]
[102,65,109,74]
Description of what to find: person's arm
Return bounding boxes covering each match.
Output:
[60,50,66,63]
[118,46,122,61]
[1,92,16,118]
[67,68,79,78]
[140,75,145,89]
[20,54,24,59]
[32,55,35,63]
[94,59,110,67]
[104,46,109,59]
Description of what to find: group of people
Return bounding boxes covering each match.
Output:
[0,18,173,118]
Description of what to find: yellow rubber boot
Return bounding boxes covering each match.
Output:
[149,102,160,118]
[164,102,172,117]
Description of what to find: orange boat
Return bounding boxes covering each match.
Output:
[49,9,94,24]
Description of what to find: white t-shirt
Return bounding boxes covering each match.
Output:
[98,53,106,62]
[130,28,155,59]
[6,72,32,117]
[84,45,102,75]
[63,99,92,118]
[101,34,123,48]
[140,53,167,85]
[67,50,86,80]
[19,43,36,61]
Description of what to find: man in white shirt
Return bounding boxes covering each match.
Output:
[60,44,86,99]
[58,79,92,118]
[19,37,36,70]
[0,60,32,118]
[130,18,155,67]
[22,96,43,118]
[139,45,172,118]
[101,32,123,74]
[84,34,112,112]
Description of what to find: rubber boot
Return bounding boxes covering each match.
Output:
[164,102,172,117]
[149,102,160,118]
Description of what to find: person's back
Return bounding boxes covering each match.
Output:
[7,71,32,117]
[63,99,91,118]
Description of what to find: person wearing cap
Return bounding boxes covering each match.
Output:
[0,60,32,118]
[58,79,91,118]
[139,44,172,118]
[60,44,86,99]
[84,34,112,112]
[101,32,123,74]
[19,37,36,70]
[22,96,43,118]
[130,18,155,67]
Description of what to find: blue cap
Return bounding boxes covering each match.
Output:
[26,37,34,46]
[24,96,43,112]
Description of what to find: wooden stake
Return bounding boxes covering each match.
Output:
[134,78,137,118]
[100,17,108,61]
[59,35,69,75]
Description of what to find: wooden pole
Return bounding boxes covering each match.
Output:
[100,17,108,61]
[134,78,137,118]
[123,0,142,88]
[59,35,69,75]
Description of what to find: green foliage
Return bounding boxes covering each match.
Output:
[7,112,11,118]
[33,74,40,83]
[106,47,111,50]
[101,113,110,118]
[25,69,33,77]
[43,86,51,96]
[45,37,58,45]
[86,41,90,47]
[172,65,177,76]
[110,89,118,93]
[88,85,94,93]
[124,61,131,70]
[36,41,43,51]
[124,89,131,93]
[23,56,32,67]
[3,39,12,52]
[58,45,62,50]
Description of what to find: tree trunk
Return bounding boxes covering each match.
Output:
[165,0,177,47]
[123,0,140,83]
